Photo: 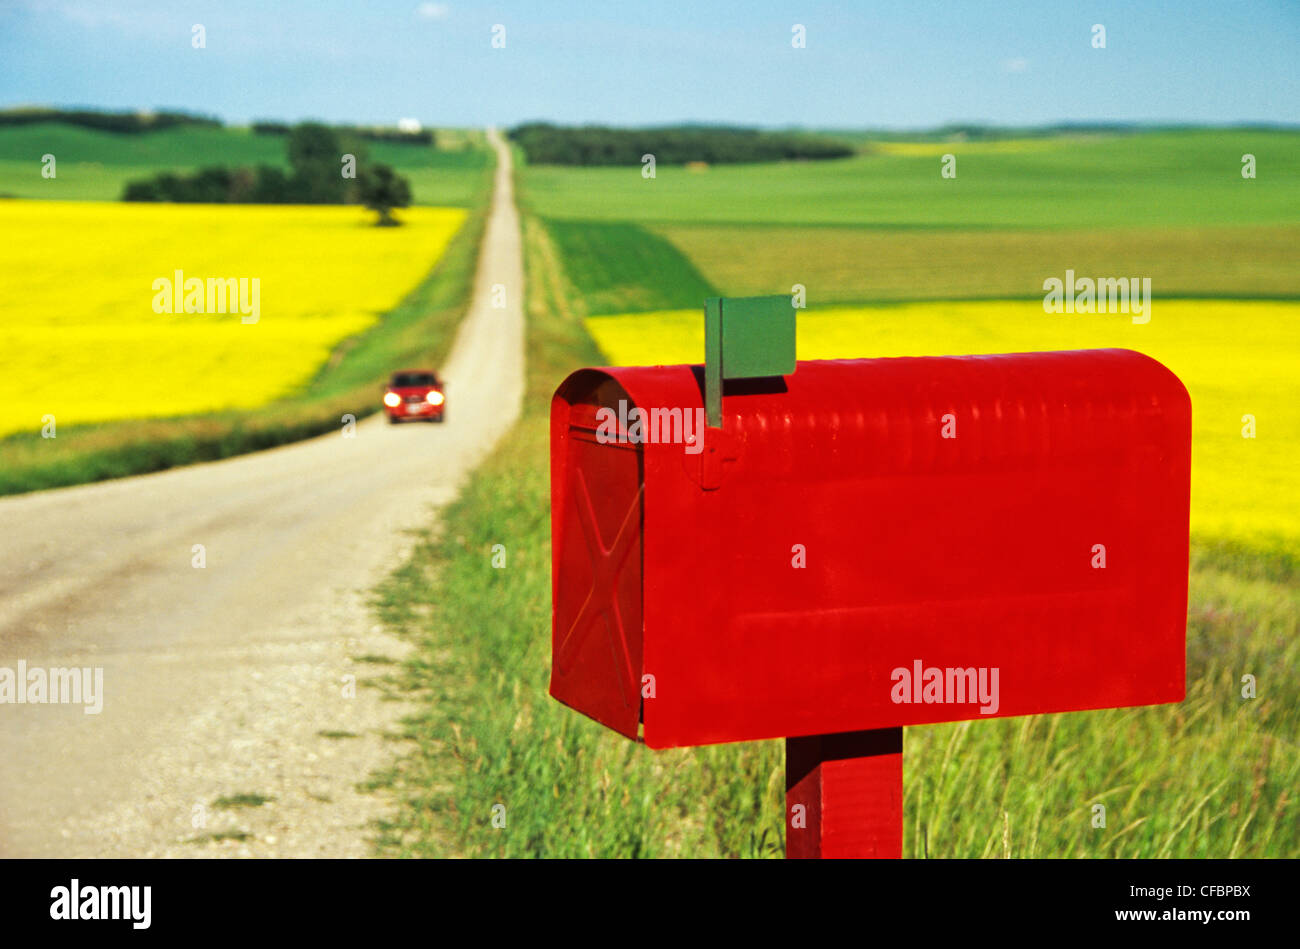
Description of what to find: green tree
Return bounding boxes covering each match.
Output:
[287,121,347,203]
[357,163,412,226]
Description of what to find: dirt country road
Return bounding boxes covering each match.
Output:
[0,128,524,856]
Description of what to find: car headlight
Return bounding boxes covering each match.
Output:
[383,392,401,407]
[426,390,445,406]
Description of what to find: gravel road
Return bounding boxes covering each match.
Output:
[0,128,524,857]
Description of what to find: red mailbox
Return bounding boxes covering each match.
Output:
[550,299,1191,857]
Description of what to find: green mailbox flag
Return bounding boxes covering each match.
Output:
[704,295,797,427]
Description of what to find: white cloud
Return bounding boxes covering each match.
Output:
[1002,58,1029,73]
[416,2,450,19]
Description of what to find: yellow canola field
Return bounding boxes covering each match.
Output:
[870,138,1079,157]
[0,200,466,436]
[586,300,1300,553]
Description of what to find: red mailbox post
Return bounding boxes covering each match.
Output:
[550,297,1192,858]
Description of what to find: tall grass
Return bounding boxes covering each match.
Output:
[367,214,784,857]
[905,559,1299,858]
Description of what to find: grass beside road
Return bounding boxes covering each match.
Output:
[367,209,1296,857]
[367,214,785,857]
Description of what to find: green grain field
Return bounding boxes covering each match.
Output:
[519,129,1300,315]
[518,129,1300,229]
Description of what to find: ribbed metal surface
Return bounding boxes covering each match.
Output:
[551,348,1192,750]
[718,350,1184,479]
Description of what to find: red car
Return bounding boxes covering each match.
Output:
[383,370,445,423]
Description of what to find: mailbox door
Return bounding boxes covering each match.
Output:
[550,374,646,739]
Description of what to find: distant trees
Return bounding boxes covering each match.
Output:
[121,120,414,222]
[124,161,305,204]
[508,123,855,166]
[123,167,235,203]
[252,119,434,145]
[0,107,220,133]
[0,107,435,145]
[353,126,434,145]
[287,122,350,203]
[357,163,412,226]
[251,120,291,136]
[247,165,294,203]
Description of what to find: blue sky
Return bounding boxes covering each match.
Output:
[1,0,1296,129]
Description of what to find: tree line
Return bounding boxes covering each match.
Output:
[122,122,412,226]
[508,123,855,165]
[0,107,221,133]
[251,120,434,145]
[0,107,434,146]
